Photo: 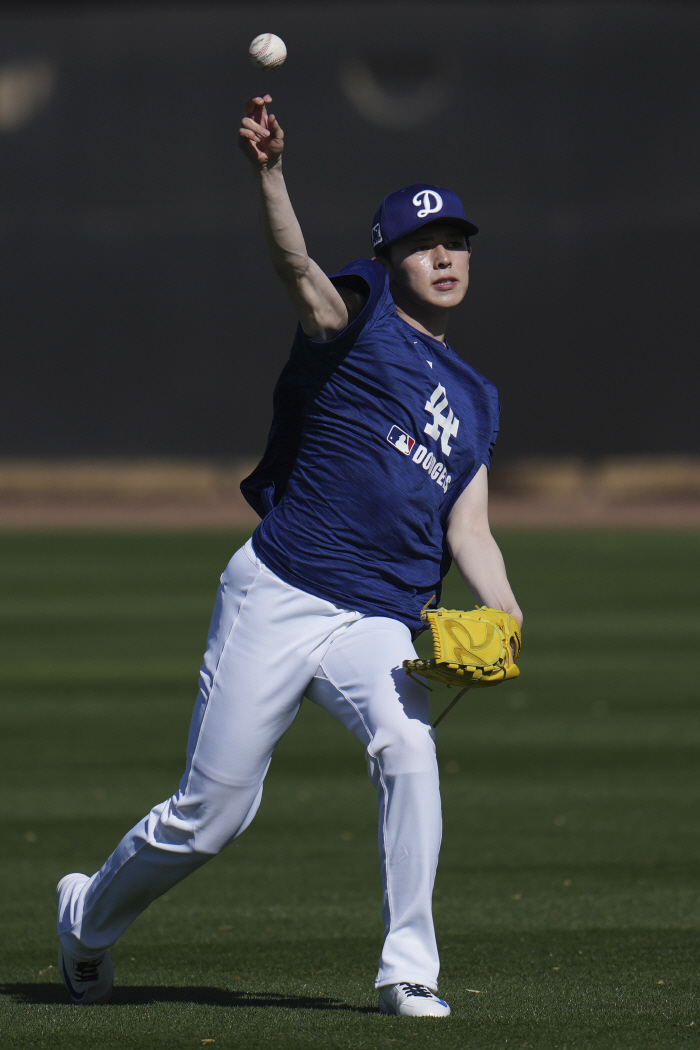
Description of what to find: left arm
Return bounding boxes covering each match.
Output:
[446,464,523,626]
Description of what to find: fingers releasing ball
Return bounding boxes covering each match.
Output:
[249,34,287,70]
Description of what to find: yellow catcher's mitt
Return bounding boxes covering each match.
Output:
[404,606,521,689]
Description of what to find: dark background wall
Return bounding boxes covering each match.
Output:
[1,1,698,461]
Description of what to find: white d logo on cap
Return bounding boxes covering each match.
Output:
[412,190,443,218]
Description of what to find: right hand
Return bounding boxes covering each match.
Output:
[238,95,284,170]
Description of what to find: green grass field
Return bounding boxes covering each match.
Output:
[1,528,699,1049]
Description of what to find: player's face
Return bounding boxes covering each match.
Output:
[383,225,471,310]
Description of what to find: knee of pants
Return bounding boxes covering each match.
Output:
[151,768,266,856]
[367,720,437,779]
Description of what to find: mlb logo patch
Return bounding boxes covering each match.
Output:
[387,425,416,456]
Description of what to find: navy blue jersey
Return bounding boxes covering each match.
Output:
[241,258,500,634]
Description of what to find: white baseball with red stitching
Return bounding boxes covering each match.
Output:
[249,33,287,70]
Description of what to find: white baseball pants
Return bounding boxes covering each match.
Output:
[57,540,442,990]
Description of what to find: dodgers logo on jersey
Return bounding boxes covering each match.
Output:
[412,190,443,218]
[411,443,451,493]
[387,425,416,455]
[424,383,459,456]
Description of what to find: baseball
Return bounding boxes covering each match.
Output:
[249,33,287,70]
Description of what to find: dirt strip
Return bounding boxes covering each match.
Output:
[0,497,259,530]
[0,495,698,530]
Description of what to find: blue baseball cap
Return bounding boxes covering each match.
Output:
[371,183,478,252]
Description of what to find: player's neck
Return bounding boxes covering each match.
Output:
[392,300,449,344]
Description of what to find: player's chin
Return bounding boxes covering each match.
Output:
[429,284,466,307]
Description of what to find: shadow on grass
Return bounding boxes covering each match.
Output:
[0,983,377,1013]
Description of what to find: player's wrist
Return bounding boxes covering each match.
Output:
[256,160,284,180]
[260,159,283,173]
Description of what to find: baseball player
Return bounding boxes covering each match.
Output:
[56,94,522,1017]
